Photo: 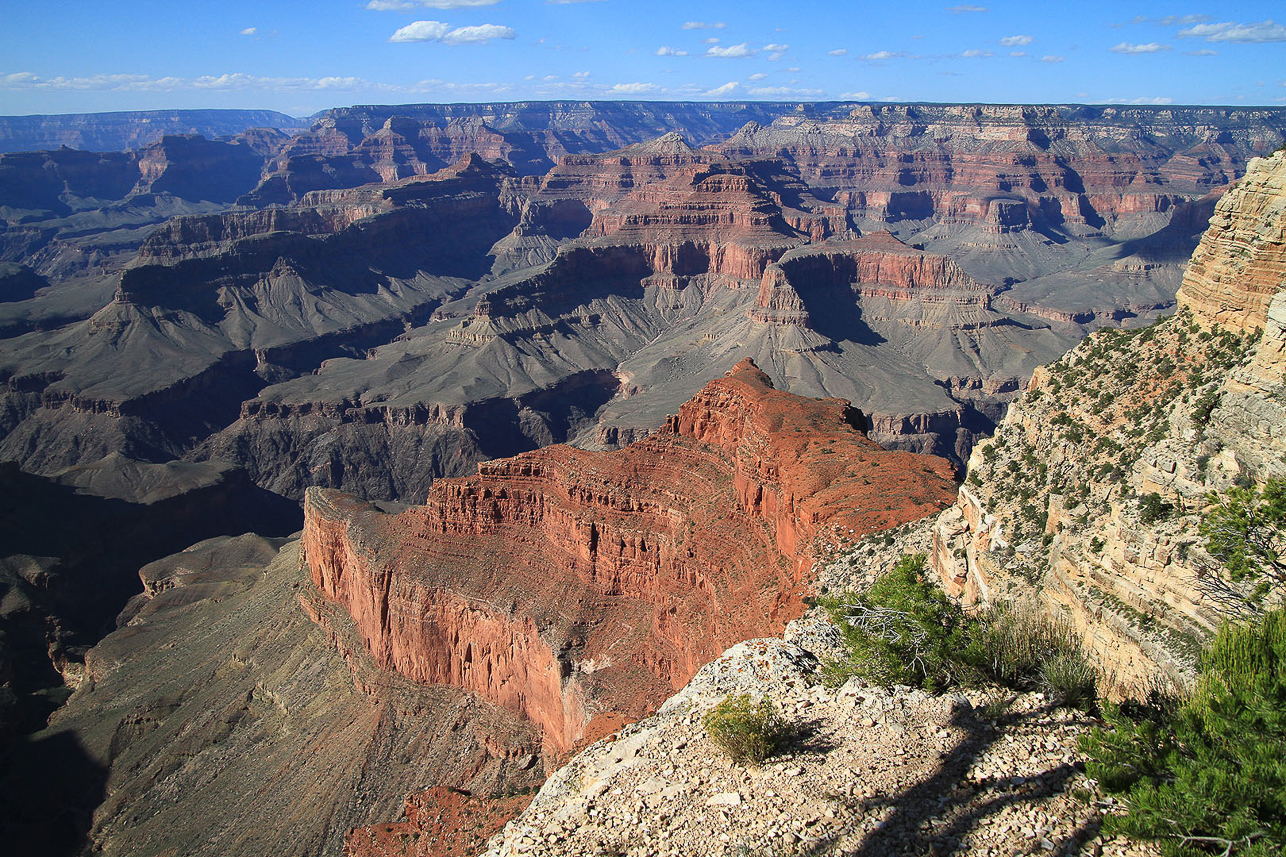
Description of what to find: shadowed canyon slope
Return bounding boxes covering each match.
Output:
[14,360,954,856]
[2,102,1285,507]
[302,360,957,753]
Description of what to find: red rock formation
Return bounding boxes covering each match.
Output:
[303,360,957,752]
[344,788,532,857]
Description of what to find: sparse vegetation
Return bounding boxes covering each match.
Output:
[703,694,788,766]
[1081,608,1286,857]
[1192,477,1286,623]
[822,554,1097,705]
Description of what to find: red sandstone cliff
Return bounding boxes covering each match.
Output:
[302,360,956,752]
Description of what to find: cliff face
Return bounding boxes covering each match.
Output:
[932,150,1286,690]
[1174,151,1286,332]
[302,360,957,752]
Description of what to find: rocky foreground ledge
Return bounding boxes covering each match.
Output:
[478,623,1156,857]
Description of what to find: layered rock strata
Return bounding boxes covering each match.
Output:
[303,360,957,752]
[932,150,1286,690]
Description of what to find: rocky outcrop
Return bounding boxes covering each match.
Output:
[1175,150,1286,332]
[302,360,957,752]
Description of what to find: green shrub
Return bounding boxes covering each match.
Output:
[703,694,787,766]
[1081,609,1286,856]
[821,554,985,691]
[1139,492,1174,525]
[823,556,1098,704]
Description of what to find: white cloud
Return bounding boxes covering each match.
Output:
[389,20,516,43]
[860,50,905,60]
[682,21,726,30]
[828,48,848,56]
[947,5,987,12]
[786,66,801,72]
[707,43,755,58]
[655,46,688,56]
[240,27,257,36]
[444,24,516,44]
[368,0,500,9]
[961,49,993,57]
[573,70,590,78]
[703,37,720,44]
[389,20,451,41]
[748,72,768,80]
[1184,49,1218,56]
[763,43,788,52]
[1110,42,1171,54]
[999,35,1032,46]
[0,70,413,94]
[705,81,740,97]
[840,90,872,99]
[610,82,660,93]
[1178,20,1286,43]
[747,86,823,98]
[1041,55,1065,63]
[1009,51,1026,57]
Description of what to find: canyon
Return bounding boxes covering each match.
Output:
[301,359,957,754]
[0,102,1284,856]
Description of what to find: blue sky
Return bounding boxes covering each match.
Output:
[2,1,1284,117]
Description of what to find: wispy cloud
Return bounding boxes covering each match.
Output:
[609,82,660,93]
[682,21,726,30]
[748,72,768,80]
[705,81,740,97]
[1178,20,1286,43]
[828,48,848,56]
[389,20,516,44]
[840,90,872,99]
[747,85,823,98]
[1010,51,1027,57]
[1106,96,1174,105]
[860,50,906,60]
[239,27,258,36]
[1,71,397,93]
[1110,41,1171,54]
[1184,48,1218,56]
[367,0,500,9]
[1041,55,1065,63]
[1129,14,1211,26]
[707,43,755,58]
[999,35,1032,46]
[960,49,993,57]
[947,5,987,12]
[655,46,688,56]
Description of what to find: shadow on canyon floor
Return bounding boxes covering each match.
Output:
[799,703,1095,857]
[0,729,106,857]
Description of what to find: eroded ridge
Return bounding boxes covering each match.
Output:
[303,359,957,751]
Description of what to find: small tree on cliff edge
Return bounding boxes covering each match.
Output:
[1080,609,1286,857]
[1198,478,1286,617]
